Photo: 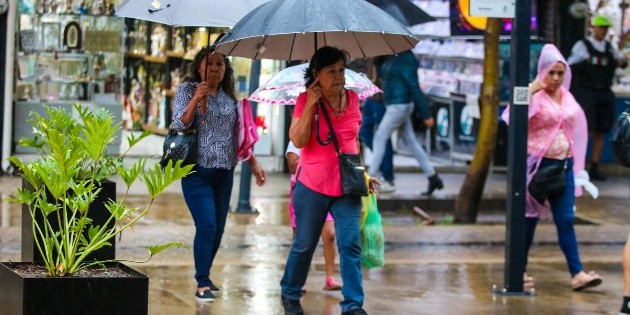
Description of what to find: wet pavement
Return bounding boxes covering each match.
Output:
[0,165,629,314]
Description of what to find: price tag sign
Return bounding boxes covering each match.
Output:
[469,0,515,18]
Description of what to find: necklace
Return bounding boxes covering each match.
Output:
[326,90,346,117]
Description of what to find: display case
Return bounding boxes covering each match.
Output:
[414,39,543,165]
[122,23,229,132]
[14,2,126,154]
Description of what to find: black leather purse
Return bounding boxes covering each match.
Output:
[159,128,198,168]
[318,101,368,196]
[528,151,569,204]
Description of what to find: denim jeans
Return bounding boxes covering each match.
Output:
[181,166,234,288]
[524,158,582,276]
[368,103,435,178]
[359,99,395,182]
[280,181,364,312]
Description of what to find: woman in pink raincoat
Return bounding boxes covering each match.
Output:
[502,44,602,291]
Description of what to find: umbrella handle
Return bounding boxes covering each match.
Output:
[201,96,207,114]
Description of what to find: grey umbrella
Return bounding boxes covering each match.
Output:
[366,0,435,27]
[214,0,419,60]
[115,0,269,27]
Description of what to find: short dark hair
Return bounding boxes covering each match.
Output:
[184,46,237,101]
[304,46,349,87]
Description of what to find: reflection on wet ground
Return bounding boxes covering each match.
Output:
[134,261,623,315]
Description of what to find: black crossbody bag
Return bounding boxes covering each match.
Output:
[528,147,570,203]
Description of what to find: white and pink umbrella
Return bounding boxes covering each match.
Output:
[249,63,381,105]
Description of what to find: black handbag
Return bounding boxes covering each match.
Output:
[528,158,567,203]
[318,101,368,196]
[611,108,630,167]
[159,128,198,168]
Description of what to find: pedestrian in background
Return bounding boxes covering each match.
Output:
[286,140,343,291]
[171,47,267,303]
[367,50,443,196]
[503,43,602,291]
[280,46,378,315]
[568,14,628,181]
[359,89,396,193]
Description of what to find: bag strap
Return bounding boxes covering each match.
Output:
[318,98,364,164]
[317,99,342,155]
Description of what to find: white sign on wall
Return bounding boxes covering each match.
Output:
[469,0,515,18]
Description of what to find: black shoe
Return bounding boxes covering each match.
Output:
[195,289,215,303]
[421,173,444,196]
[209,280,220,294]
[588,163,607,181]
[342,308,368,315]
[281,296,304,315]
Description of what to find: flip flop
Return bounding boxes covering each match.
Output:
[323,277,342,291]
[572,271,602,291]
[523,273,535,289]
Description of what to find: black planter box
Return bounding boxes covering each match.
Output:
[0,262,148,315]
[21,179,116,262]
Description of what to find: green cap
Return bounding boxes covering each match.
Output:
[592,15,612,27]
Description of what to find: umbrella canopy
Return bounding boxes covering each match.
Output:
[249,63,381,105]
[214,0,419,60]
[115,0,269,27]
[366,0,435,27]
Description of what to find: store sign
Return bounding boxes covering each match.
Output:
[451,94,480,161]
[469,0,515,18]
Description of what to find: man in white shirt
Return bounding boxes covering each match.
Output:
[568,14,627,181]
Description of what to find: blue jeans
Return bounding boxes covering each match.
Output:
[181,166,234,288]
[360,99,395,182]
[280,181,364,312]
[524,158,582,276]
[368,103,435,178]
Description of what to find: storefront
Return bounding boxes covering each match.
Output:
[3,1,288,170]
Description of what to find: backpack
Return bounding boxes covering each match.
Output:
[612,107,630,167]
[237,98,259,161]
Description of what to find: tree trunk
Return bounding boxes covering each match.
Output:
[453,18,503,224]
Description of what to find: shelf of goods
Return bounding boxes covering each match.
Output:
[15,4,126,154]
[123,22,227,133]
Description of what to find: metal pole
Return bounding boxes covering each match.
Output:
[500,0,531,294]
[1,0,16,174]
[234,59,261,213]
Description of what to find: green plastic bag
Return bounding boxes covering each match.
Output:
[360,193,385,268]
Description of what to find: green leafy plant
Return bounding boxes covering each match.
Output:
[7,104,193,276]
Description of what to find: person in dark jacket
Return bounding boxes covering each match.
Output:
[568,14,627,181]
[367,50,443,195]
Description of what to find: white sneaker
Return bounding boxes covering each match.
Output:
[378,181,395,193]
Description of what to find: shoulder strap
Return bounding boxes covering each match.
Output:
[318,100,341,154]
[582,39,596,55]
[604,40,613,54]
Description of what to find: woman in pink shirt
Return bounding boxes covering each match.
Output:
[280,46,378,315]
[503,44,602,291]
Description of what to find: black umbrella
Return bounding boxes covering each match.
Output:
[215,0,418,60]
[367,0,435,27]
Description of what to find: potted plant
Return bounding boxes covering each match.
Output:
[0,104,193,315]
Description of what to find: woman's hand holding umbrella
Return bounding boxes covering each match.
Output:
[194,81,209,113]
